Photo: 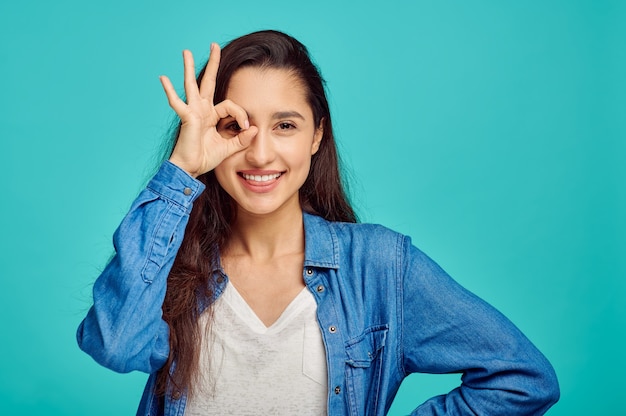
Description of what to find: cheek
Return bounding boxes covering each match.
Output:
[290,136,319,163]
[213,162,231,189]
[290,147,314,171]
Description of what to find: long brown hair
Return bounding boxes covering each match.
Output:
[156,30,356,397]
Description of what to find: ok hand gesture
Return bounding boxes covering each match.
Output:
[159,44,257,178]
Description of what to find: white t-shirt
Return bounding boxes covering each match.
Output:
[184,283,328,415]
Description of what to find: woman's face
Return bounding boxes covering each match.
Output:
[214,67,322,218]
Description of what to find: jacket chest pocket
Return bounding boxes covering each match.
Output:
[344,324,388,416]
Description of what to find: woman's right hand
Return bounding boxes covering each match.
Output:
[159,43,257,178]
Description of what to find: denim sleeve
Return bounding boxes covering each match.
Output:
[399,236,560,415]
[76,161,205,374]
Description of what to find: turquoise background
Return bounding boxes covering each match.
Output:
[1,0,624,414]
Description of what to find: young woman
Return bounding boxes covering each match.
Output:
[77,30,559,415]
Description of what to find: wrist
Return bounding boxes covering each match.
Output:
[168,156,200,178]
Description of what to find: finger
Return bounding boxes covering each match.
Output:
[159,75,188,115]
[227,126,258,156]
[214,99,249,130]
[182,50,200,101]
[199,43,221,99]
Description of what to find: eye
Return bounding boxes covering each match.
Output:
[277,122,295,130]
[218,120,241,136]
[226,121,242,132]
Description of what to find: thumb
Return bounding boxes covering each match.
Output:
[231,125,258,152]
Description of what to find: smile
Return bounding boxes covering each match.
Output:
[240,173,283,182]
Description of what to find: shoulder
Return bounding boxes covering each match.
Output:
[305,210,406,240]
[303,212,412,266]
[334,221,405,246]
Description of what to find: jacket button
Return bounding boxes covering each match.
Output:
[305,268,313,276]
[183,187,192,196]
[216,275,224,284]
[334,386,341,394]
[329,326,337,333]
[316,285,324,293]
[172,390,182,400]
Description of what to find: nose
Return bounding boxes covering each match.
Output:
[245,128,275,166]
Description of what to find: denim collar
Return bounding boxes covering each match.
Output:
[209,212,340,273]
[303,212,339,269]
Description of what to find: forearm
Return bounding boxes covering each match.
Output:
[401,238,559,415]
[76,161,205,374]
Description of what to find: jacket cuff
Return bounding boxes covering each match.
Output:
[146,161,206,208]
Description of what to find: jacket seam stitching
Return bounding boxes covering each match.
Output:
[397,234,408,377]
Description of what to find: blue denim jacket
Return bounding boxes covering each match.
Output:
[77,161,559,415]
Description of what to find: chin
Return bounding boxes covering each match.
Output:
[234,195,301,218]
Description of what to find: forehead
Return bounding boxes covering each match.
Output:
[225,67,312,118]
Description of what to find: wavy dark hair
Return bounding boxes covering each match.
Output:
[156,30,357,398]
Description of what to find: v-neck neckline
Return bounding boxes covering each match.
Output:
[222,283,312,334]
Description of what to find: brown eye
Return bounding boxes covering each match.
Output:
[278,122,295,130]
[227,122,242,132]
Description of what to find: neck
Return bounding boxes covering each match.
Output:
[225,205,305,261]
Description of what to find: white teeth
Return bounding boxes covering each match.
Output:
[242,173,281,182]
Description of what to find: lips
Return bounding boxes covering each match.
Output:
[237,171,284,192]
[240,172,282,182]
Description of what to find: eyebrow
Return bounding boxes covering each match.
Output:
[272,111,305,120]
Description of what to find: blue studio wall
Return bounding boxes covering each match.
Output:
[0,1,624,414]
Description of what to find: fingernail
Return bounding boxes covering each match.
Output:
[244,120,250,129]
